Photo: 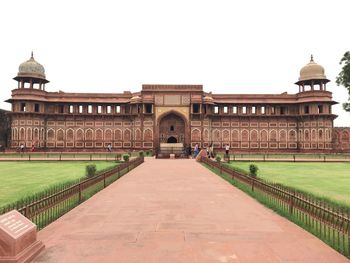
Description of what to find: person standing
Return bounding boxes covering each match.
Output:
[194,143,200,157]
[209,143,214,158]
[225,144,230,156]
[20,144,24,153]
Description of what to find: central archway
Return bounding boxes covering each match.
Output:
[158,112,187,146]
[167,136,177,143]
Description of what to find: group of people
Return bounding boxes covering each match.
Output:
[192,143,230,159]
[17,143,35,153]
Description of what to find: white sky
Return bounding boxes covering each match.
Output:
[0,0,349,126]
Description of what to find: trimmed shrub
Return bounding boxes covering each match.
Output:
[249,164,258,177]
[123,154,130,162]
[216,156,221,163]
[139,151,144,157]
[85,164,97,178]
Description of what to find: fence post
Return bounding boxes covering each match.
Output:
[78,182,82,203]
[289,190,295,214]
[251,177,255,192]
[25,206,30,219]
[103,172,106,188]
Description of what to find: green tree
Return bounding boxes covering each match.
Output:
[336,51,350,111]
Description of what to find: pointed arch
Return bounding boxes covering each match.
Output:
[76,128,84,141]
[212,129,221,142]
[47,129,55,141]
[250,129,258,142]
[143,128,153,141]
[114,129,122,141]
[124,128,131,141]
[86,129,93,141]
[304,129,310,141]
[203,128,209,141]
[311,129,316,141]
[279,129,287,141]
[27,128,32,141]
[241,129,249,141]
[222,129,230,141]
[66,128,74,141]
[57,129,64,141]
[231,129,239,141]
[96,129,103,140]
[260,129,268,142]
[105,129,113,141]
[134,128,141,141]
[191,128,201,141]
[318,129,323,140]
[33,128,39,140]
[270,130,277,142]
[288,129,296,142]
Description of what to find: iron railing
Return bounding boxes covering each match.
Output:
[201,156,350,258]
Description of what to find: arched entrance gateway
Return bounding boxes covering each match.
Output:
[159,113,186,145]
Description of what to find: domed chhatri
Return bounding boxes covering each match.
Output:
[295,55,329,92]
[299,55,328,82]
[13,52,49,90]
[16,52,46,80]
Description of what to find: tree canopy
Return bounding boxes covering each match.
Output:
[336,51,350,111]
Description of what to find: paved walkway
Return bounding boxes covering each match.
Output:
[33,158,349,263]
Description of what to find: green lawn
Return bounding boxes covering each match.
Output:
[227,162,350,207]
[0,161,117,207]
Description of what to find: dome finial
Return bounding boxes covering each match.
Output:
[310,54,314,62]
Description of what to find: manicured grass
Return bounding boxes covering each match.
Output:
[0,161,117,206]
[227,161,350,207]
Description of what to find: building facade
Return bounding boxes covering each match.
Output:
[5,53,350,152]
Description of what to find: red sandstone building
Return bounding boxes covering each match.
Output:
[3,53,350,152]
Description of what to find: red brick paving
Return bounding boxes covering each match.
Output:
[33,158,349,263]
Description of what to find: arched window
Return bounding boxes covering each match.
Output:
[76,129,84,141]
[57,130,64,141]
[280,130,287,141]
[260,130,268,142]
[86,129,93,141]
[232,130,239,141]
[34,128,39,140]
[270,130,277,141]
[241,130,249,141]
[96,129,103,140]
[222,130,230,141]
[203,129,209,141]
[47,130,55,141]
[213,129,220,141]
[311,129,316,141]
[124,129,131,141]
[191,129,201,141]
[27,128,32,141]
[20,128,25,140]
[289,130,296,141]
[305,130,310,141]
[144,129,153,141]
[114,129,122,141]
[250,130,258,142]
[105,129,112,140]
[318,130,323,140]
[67,129,74,141]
